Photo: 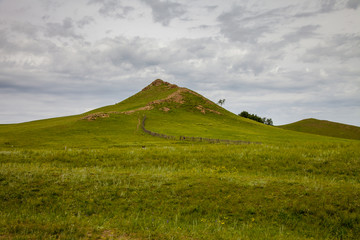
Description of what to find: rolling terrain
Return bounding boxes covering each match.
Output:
[1,79,359,239]
[279,118,360,140]
[0,79,348,149]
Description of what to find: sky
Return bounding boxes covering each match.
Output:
[0,0,359,126]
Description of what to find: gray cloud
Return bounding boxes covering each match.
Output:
[45,18,83,39]
[320,0,337,12]
[77,16,95,28]
[282,25,320,43]
[319,0,360,12]
[217,5,293,43]
[11,22,40,38]
[347,0,360,9]
[295,0,357,18]
[39,0,64,11]
[88,0,134,19]
[0,27,54,56]
[302,34,360,62]
[140,0,186,26]
[205,5,218,11]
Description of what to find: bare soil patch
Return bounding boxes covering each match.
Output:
[122,105,153,115]
[81,112,110,121]
[196,105,221,115]
[160,107,171,112]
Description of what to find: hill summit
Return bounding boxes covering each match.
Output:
[82,79,222,120]
[141,79,179,91]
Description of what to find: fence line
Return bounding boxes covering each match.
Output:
[141,116,261,145]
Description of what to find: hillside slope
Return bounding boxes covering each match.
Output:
[278,118,360,140]
[0,80,353,149]
[2,80,360,239]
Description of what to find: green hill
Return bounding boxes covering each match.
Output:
[278,118,360,140]
[0,79,345,149]
[1,79,360,239]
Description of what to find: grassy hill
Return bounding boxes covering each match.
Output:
[1,79,360,239]
[0,79,346,149]
[279,118,360,140]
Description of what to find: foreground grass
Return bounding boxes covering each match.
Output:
[1,142,359,239]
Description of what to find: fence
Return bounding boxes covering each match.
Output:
[141,116,261,145]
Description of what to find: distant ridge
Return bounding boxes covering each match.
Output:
[278,118,360,140]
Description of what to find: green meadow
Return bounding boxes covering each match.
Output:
[1,80,359,239]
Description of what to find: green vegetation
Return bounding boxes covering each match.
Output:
[279,118,360,140]
[1,80,359,239]
[239,111,273,126]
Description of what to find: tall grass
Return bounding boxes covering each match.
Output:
[1,142,359,239]
[1,82,359,239]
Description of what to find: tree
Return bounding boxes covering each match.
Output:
[239,111,249,118]
[238,111,273,126]
[217,99,225,106]
[265,118,273,126]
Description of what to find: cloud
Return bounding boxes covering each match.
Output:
[295,0,358,17]
[98,37,174,68]
[39,0,64,11]
[88,0,134,19]
[1,30,359,125]
[0,26,54,58]
[319,0,360,12]
[282,25,320,43]
[140,0,186,26]
[205,5,218,11]
[302,34,360,62]
[10,21,40,38]
[77,16,95,28]
[347,0,360,9]
[217,5,293,43]
[320,0,337,12]
[45,18,82,39]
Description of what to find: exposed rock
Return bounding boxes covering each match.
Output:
[120,88,187,115]
[141,79,178,91]
[82,112,110,121]
[196,105,221,115]
[149,88,187,105]
[160,107,171,112]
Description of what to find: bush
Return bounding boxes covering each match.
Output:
[239,111,273,125]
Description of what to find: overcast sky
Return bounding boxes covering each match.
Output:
[0,0,359,126]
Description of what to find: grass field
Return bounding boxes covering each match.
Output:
[1,80,359,239]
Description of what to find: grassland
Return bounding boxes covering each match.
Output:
[1,80,360,239]
[279,118,360,140]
